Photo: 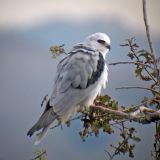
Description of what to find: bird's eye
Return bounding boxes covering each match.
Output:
[97,39,111,50]
[97,39,105,44]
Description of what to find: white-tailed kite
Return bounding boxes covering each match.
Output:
[27,32,111,145]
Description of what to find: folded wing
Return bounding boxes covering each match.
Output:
[50,48,100,119]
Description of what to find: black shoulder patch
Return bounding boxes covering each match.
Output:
[76,52,105,89]
[87,52,104,87]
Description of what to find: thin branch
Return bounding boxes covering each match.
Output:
[116,86,160,95]
[142,0,159,81]
[104,149,113,160]
[142,0,155,56]
[109,62,135,65]
[110,120,130,132]
[110,135,130,160]
[109,60,153,69]
[144,67,158,84]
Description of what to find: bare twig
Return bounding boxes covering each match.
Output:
[142,0,159,81]
[110,135,130,160]
[109,62,135,65]
[116,86,160,95]
[145,68,158,84]
[142,0,155,56]
[104,149,112,160]
[109,61,153,69]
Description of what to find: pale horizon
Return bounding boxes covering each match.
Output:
[0,0,159,34]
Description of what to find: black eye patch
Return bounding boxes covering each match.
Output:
[97,39,106,44]
[97,39,111,50]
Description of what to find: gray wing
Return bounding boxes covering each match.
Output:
[49,50,99,116]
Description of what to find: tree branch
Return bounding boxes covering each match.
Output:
[104,149,112,160]
[142,0,155,56]
[109,62,135,66]
[116,86,160,95]
[142,0,159,80]
[109,61,153,70]
[91,105,160,124]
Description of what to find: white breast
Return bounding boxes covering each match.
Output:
[79,64,108,108]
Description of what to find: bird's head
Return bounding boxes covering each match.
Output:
[85,32,111,58]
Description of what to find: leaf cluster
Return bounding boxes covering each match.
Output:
[79,95,120,141]
[50,44,65,58]
[109,127,141,159]
[121,37,160,108]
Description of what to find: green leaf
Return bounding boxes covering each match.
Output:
[50,44,65,58]
[157,123,160,133]
[65,120,71,127]
[141,75,152,81]
[138,51,153,64]
[126,106,137,113]
[127,52,134,60]
[111,101,118,110]
[151,71,157,77]
[135,68,143,77]
[103,123,113,134]
[99,95,111,103]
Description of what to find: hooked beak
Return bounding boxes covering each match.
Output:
[105,43,111,50]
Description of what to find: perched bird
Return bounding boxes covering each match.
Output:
[27,32,111,145]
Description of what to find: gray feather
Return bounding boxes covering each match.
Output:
[27,108,57,137]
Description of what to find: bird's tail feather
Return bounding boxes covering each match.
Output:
[27,108,57,144]
[34,123,52,145]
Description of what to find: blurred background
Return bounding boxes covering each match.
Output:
[0,0,159,160]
